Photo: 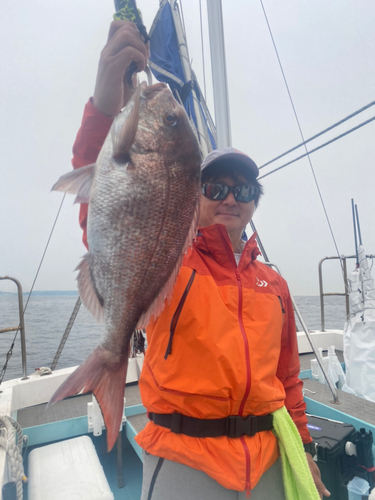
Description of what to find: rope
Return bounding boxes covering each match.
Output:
[51,297,82,371]
[199,0,207,99]
[259,99,375,170]
[0,195,66,385]
[259,0,342,263]
[258,115,375,180]
[0,416,27,500]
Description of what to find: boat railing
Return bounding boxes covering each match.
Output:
[266,263,340,404]
[0,276,28,380]
[318,254,375,332]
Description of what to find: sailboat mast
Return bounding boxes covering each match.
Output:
[206,0,231,148]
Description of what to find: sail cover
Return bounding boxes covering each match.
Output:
[344,246,375,401]
[149,0,216,156]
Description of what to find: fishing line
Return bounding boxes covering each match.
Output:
[199,0,207,100]
[259,99,375,170]
[259,0,343,267]
[0,194,66,384]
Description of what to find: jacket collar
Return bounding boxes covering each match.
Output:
[195,224,261,270]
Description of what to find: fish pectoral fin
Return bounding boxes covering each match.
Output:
[113,84,142,161]
[76,253,105,324]
[48,347,128,452]
[51,164,96,204]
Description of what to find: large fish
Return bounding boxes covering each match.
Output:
[50,82,201,450]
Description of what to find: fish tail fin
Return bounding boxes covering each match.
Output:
[48,347,128,451]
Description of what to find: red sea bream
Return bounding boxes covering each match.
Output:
[50,82,201,450]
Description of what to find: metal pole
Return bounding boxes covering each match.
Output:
[355,204,363,246]
[267,265,340,404]
[318,258,326,332]
[351,199,359,266]
[206,0,232,148]
[116,432,124,488]
[51,297,82,371]
[250,221,270,262]
[343,258,350,319]
[15,279,28,380]
[0,276,28,380]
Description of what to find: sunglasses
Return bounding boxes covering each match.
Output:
[201,183,258,203]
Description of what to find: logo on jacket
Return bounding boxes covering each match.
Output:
[256,278,268,287]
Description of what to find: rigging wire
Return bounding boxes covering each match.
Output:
[0,194,66,384]
[260,99,375,170]
[199,0,207,99]
[179,0,187,41]
[258,115,375,180]
[259,0,342,261]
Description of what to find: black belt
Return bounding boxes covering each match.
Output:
[148,412,273,438]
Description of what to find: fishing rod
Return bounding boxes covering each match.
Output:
[113,0,151,88]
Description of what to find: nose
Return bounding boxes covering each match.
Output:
[223,191,237,206]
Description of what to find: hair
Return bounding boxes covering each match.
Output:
[201,161,264,207]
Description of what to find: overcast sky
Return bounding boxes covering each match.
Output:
[1,0,374,297]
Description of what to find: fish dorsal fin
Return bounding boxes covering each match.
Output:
[76,253,105,324]
[113,84,143,161]
[52,164,96,204]
[137,199,200,329]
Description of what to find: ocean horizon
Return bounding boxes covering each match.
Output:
[0,294,347,382]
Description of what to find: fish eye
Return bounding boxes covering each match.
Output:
[163,113,179,127]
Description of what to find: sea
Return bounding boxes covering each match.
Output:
[0,293,347,382]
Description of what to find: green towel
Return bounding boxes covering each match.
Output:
[272,406,320,500]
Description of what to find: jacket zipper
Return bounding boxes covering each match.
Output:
[240,437,252,498]
[164,270,196,360]
[277,296,285,313]
[218,228,252,495]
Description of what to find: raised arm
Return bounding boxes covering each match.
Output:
[71,21,150,248]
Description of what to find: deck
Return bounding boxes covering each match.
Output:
[15,351,375,500]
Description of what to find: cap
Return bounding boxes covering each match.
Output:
[201,147,259,178]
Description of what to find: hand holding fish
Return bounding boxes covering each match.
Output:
[93,21,150,117]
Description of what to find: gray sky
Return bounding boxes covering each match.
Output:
[1,0,374,296]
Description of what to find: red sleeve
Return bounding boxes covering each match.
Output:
[276,285,312,444]
[71,99,113,249]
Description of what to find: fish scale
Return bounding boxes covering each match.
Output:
[50,81,201,450]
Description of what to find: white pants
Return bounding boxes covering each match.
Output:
[141,451,286,500]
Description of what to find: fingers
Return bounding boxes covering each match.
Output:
[102,21,149,72]
[107,20,137,41]
[314,476,331,498]
[93,21,149,116]
[305,453,331,498]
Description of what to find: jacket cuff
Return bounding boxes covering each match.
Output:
[72,98,113,169]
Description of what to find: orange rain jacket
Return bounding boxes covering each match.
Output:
[72,99,312,493]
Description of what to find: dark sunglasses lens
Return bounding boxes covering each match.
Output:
[204,183,228,200]
[234,185,257,202]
